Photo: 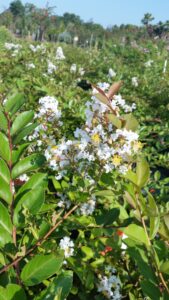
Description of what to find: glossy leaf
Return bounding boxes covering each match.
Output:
[6,284,27,300]
[12,143,30,165]
[4,94,25,115]
[12,154,46,179]
[0,176,12,204]
[17,173,48,196]
[21,254,63,286]
[123,224,149,246]
[0,202,13,247]
[11,111,34,136]
[14,187,45,225]
[13,122,38,144]
[0,158,10,183]
[0,132,10,162]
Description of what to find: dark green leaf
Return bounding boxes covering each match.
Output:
[17,173,48,196]
[12,143,30,165]
[14,187,45,225]
[21,254,63,286]
[0,111,8,132]
[12,154,46,179]
[13,122,38,144]
[0,158,10,183]
[0,176,12,204]
[0,132,10,162]
[36,271,73,300]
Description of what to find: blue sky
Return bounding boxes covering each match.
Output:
[0,0,169,27]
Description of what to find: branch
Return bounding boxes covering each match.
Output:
[0,204,78,275]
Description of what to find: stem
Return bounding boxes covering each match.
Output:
[135,191,169,294]
[0,204,78,275]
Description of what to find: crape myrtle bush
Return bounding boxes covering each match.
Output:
[0,41,168,300]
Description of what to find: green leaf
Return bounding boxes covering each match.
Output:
[0,111,8,132]
[36,271,73,300]
[13,122,38,144]
[148,193,160,239]
[12,143,30,165]
[95,190,115,197]
[141,280,161,300]
[0,158,10,183]
[125,170,137,185]
[127,247,157,284]
[95,208,120,226]
[0,202,12,235]
[14,187,45,225]
[21,254,63,286]
[11,111,34,136]
[6,284,27,300]
[0,287,7,300]
[107,114,122,128]
[12,154,46,179]
[0,202,13,247]
[4,94,25,115]
[136,157,150,187]
[0,176,12,204]
[94,92,110,106]
[17,173,48,196]
[0,132,10,162]
[123,113,139,131]
[81,246,94,261]
[123,224,149,246]
[160,261,169,275]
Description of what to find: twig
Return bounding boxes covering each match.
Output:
[0,204,78,275]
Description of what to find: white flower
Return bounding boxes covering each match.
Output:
[70,64,77,73]
[19,174,29,182]
[108,68,116,78]
[37,96,61,121]
[5,43,21,51]
[47,60,57,74]
[56,47,65,60]
[144,60,153,67]
[59,236,74,258]
[26,63,35,69]
[80,197,96,215]
[79,67,85,76]
[131,77,138,87]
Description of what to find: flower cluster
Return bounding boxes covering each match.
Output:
[26,96,62,147]
[56,47,65,60]
[47,60,57,74]
[29,44,46,53]
[98,267,121,300]
[59,236,74,258]
[5,42,22,56]
[44,84,140,180]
